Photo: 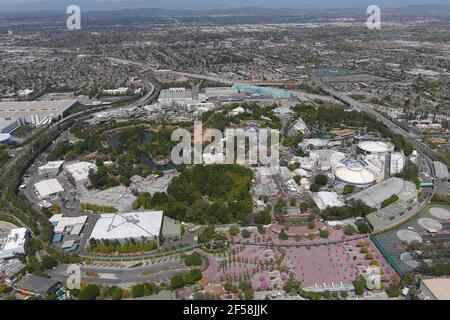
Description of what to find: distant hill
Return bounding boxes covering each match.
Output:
[1,4,449,19]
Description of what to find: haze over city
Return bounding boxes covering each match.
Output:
[0,0,449,12]
[0,0,449,308]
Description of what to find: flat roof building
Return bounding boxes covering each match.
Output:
[348,177,418,208]
[50,214,88,234]
[80,186,137,212]
[204,87,238,99]
[15,274,61,297]
[89,211,164,242]
[312,192,345,210]
[0,228,28,259]
[65,161,97,182]
[0,100,77,133]
[420,278,450,300]
[34,178,64,199]
[38,161,64,177]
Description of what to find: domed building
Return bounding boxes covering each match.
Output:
[333,159,376,186]
[357,140,395,155]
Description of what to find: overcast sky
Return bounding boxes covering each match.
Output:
[0,0,447,12]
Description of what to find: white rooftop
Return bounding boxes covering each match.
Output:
[349,177,418,208]
[39,160,64,170]
[34,179,64,198]
[312,192,345,211]
[334,161,376,186]
[0,100,77,120]
[421,278,450,300]
[89,211,164,241]
[0,133,11,142]
[0,228,28,259]
[65,161,97,181]
[50,214,88,234]
[358,140,395,154]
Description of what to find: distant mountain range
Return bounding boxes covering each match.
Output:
[1,4,449,19]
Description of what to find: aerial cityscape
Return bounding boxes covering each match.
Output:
[0,0,449,305]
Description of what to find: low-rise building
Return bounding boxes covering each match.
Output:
[15,274,62,298]
[38,161,64,177]
[0,228,28,259]
[312,192,345,210]
[80,186,137,212]
[65,161,97,182]
[34,178,64,199]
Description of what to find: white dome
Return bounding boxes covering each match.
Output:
[334,160,376,186]
[358,141,394,154]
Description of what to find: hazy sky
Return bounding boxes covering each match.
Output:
[0,0,447,12]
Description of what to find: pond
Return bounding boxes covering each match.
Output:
[110,131,176,171]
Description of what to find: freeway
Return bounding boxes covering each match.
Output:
[310,74,437,162]
[0,61,159,237]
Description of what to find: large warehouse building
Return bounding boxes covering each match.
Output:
[348,177,418,208]
[0,100,78,133]
[89,211,164,243]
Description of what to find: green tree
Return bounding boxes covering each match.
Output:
[190,269,203,281]
[241,229,251,239]
[0,284,10,294]
[279,228,289,240]
[244,288,254,300]
[111,287,123,300]
[229,226,239,236]
[343,185,355,194]
[184,252,202,266]
[319,230,330,238]
[79,285,100,300]
[131,284,145,298]
[41,256,58,270]
[170,275,185,289]
[315,174,328,186]
[310,184,320,192]
[353,275,366,296]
